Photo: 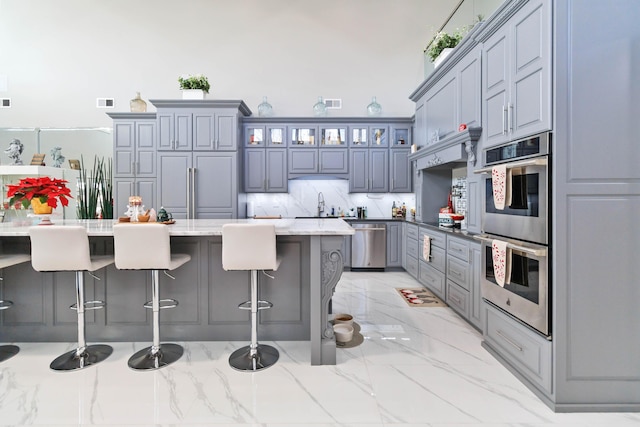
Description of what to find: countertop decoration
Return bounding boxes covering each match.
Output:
[4,138,24,165]
[178,74,210,99]
[6,176,72,212]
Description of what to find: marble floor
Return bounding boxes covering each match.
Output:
[1,271,639,426]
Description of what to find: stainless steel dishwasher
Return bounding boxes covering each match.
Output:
[351,223,386,270]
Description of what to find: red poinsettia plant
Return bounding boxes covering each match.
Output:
[7,176,72,209]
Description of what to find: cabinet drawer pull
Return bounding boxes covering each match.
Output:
[450,295,461,304]
[496,329,523,352]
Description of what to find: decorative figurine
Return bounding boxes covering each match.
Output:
[50,146,65,168]
[156,206,172,222]
[5,138,24,165]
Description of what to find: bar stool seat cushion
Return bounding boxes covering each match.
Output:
[222,224,281,272]
[113,223,190,271]
[29,226,114,272]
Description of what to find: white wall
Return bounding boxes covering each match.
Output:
[0,0,458,128]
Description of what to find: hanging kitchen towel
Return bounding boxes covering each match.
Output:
[492,165,508,210]
[423,236,431,261]
[492,239,511,287]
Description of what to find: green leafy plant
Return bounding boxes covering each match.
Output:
[178,74,210,93]
[76,156,113,219]
[425,29,464,62]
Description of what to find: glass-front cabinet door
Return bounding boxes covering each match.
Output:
[391,126,410,147]
[267,127,285,147]
[370,126,388,147]
[350,127,368,146]
[319,127,346,147]
[289,127,317,146]
[245,126,265,147]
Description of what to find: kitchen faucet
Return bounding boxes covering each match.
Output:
[317,192,325,217]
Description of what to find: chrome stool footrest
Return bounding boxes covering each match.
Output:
[143,298,178,310]
[0,300,13,310]
[70,300,106,311]
[238,300,273,311]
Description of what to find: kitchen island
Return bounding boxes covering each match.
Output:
[0,218,354,365]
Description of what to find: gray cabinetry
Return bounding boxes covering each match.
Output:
[404,222,419,279]
[157,110,192,151]
[108,113,157,217]
[418,227,446,299]
[158,152,238,219]
[389,148,412,193]
[386,222,403,268]
[349,148,388,193]
[288,149,317,176]
[445,235,482,331]
[483,302,552,394]
[480,0,551,148]
[244,148,287,193]
[318,149,348,175]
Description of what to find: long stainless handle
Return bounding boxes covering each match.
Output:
[473,234,547,257]
[474,157,547,174]
[191,167,196,218]
[354,228,386,232]
[496,329,523,352]
[186,167,191,217]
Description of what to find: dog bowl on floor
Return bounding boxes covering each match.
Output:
[333,324,354,343]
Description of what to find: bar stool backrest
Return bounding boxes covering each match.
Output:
[29,226,93,272]
[113,223,171,270]
[222,224,277,271]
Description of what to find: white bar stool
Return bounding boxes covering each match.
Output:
[222,223,281,372]
[113,223,191,371]
[29,226,114,371]
[0,253,31,362]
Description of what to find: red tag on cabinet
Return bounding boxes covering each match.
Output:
[458,123,467,131]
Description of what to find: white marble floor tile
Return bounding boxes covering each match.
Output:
[0,271,639,426]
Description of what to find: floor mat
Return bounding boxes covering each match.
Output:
[396,288,447,307]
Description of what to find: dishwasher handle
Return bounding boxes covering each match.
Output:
[353,227,386,231]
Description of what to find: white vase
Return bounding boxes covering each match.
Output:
[182,89,205,100]
[433,47,454,68]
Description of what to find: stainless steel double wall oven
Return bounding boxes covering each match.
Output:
[475,132,551,337]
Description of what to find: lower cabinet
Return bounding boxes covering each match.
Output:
[386,222,403,267]
[419,260,445,299]
[483,302,552,394]
[446,235,482,330]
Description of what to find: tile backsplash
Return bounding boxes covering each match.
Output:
[246,179,415,219]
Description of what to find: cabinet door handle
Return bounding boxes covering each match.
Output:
[191,168,196,218]
[450,295,461,305]
[496,329,523,352]
[508,103,514,133]
[186,167,191,217]
[502,105,508,135]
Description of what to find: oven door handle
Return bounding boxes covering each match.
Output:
[474,157,547,174]
[473,235,547,257]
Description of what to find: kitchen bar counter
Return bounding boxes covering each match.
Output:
[0,219,354,366]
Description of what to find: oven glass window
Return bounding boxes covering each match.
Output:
[485,173,539,216]
[485,247,540,304]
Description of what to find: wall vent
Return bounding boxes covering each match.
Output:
[324,98,342,109]
[96,98,115,108]
[0,98,11,108]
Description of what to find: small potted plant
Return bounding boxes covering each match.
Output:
[6,176,72,214]
[178,74,210,99]
[425,29,464,67]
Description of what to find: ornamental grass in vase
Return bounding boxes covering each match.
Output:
[77,155,113,219]
[6,176,72,214]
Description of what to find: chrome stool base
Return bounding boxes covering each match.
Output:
[229,344,279,372]
[128,343,183,371]
[50,344,113,371]
[0,345,20,363]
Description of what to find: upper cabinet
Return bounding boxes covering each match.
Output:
[152,100,251,152]
[478,0,551,148]
[410,24,483,148]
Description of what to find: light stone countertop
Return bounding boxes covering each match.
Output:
[0,218,355,237]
